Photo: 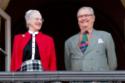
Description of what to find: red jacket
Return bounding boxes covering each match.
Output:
[11,32,57,71]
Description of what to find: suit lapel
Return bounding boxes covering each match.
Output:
[72,30,98,55]
[72,34,84,56]
[84,30,98,54]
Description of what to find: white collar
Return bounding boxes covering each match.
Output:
[28,30,39,35]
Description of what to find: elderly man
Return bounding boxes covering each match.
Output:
[65,6,117,72]
[11,10,57,72]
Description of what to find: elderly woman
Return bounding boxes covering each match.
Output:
[11,9,57,72]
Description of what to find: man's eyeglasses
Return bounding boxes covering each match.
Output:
[78,14,93,18]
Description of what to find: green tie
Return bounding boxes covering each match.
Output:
[80,33,88,53]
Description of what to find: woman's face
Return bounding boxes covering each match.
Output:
[28,12,43,32]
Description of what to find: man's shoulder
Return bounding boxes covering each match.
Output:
[94,29,111,36]
[65,33,79,43]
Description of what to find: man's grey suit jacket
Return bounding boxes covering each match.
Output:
[65,29,117,71]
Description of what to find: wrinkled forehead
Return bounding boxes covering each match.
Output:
[77,8,94,16]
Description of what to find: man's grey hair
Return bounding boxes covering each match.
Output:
[77,6,94,16]
[25,9,41,24]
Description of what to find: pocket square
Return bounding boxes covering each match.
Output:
[98,38,104,44]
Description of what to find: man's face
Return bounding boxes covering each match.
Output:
[28,13,43,31]
[77,9,95,33]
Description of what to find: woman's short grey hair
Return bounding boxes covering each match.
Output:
[77,6,94,16]
[25,9,41,24]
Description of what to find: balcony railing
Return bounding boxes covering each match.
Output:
[0,71,125,82]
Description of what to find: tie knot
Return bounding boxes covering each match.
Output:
[82,33,88,42]
[84,30,89,34]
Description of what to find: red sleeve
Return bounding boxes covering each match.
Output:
[11,35,20,71]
